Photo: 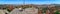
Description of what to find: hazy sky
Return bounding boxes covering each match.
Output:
[0,0,60,4]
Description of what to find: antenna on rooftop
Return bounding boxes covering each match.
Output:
[23,0,25,5]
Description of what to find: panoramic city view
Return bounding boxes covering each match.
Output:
[0,0,60,14]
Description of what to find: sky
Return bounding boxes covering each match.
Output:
[0,0,60,4]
